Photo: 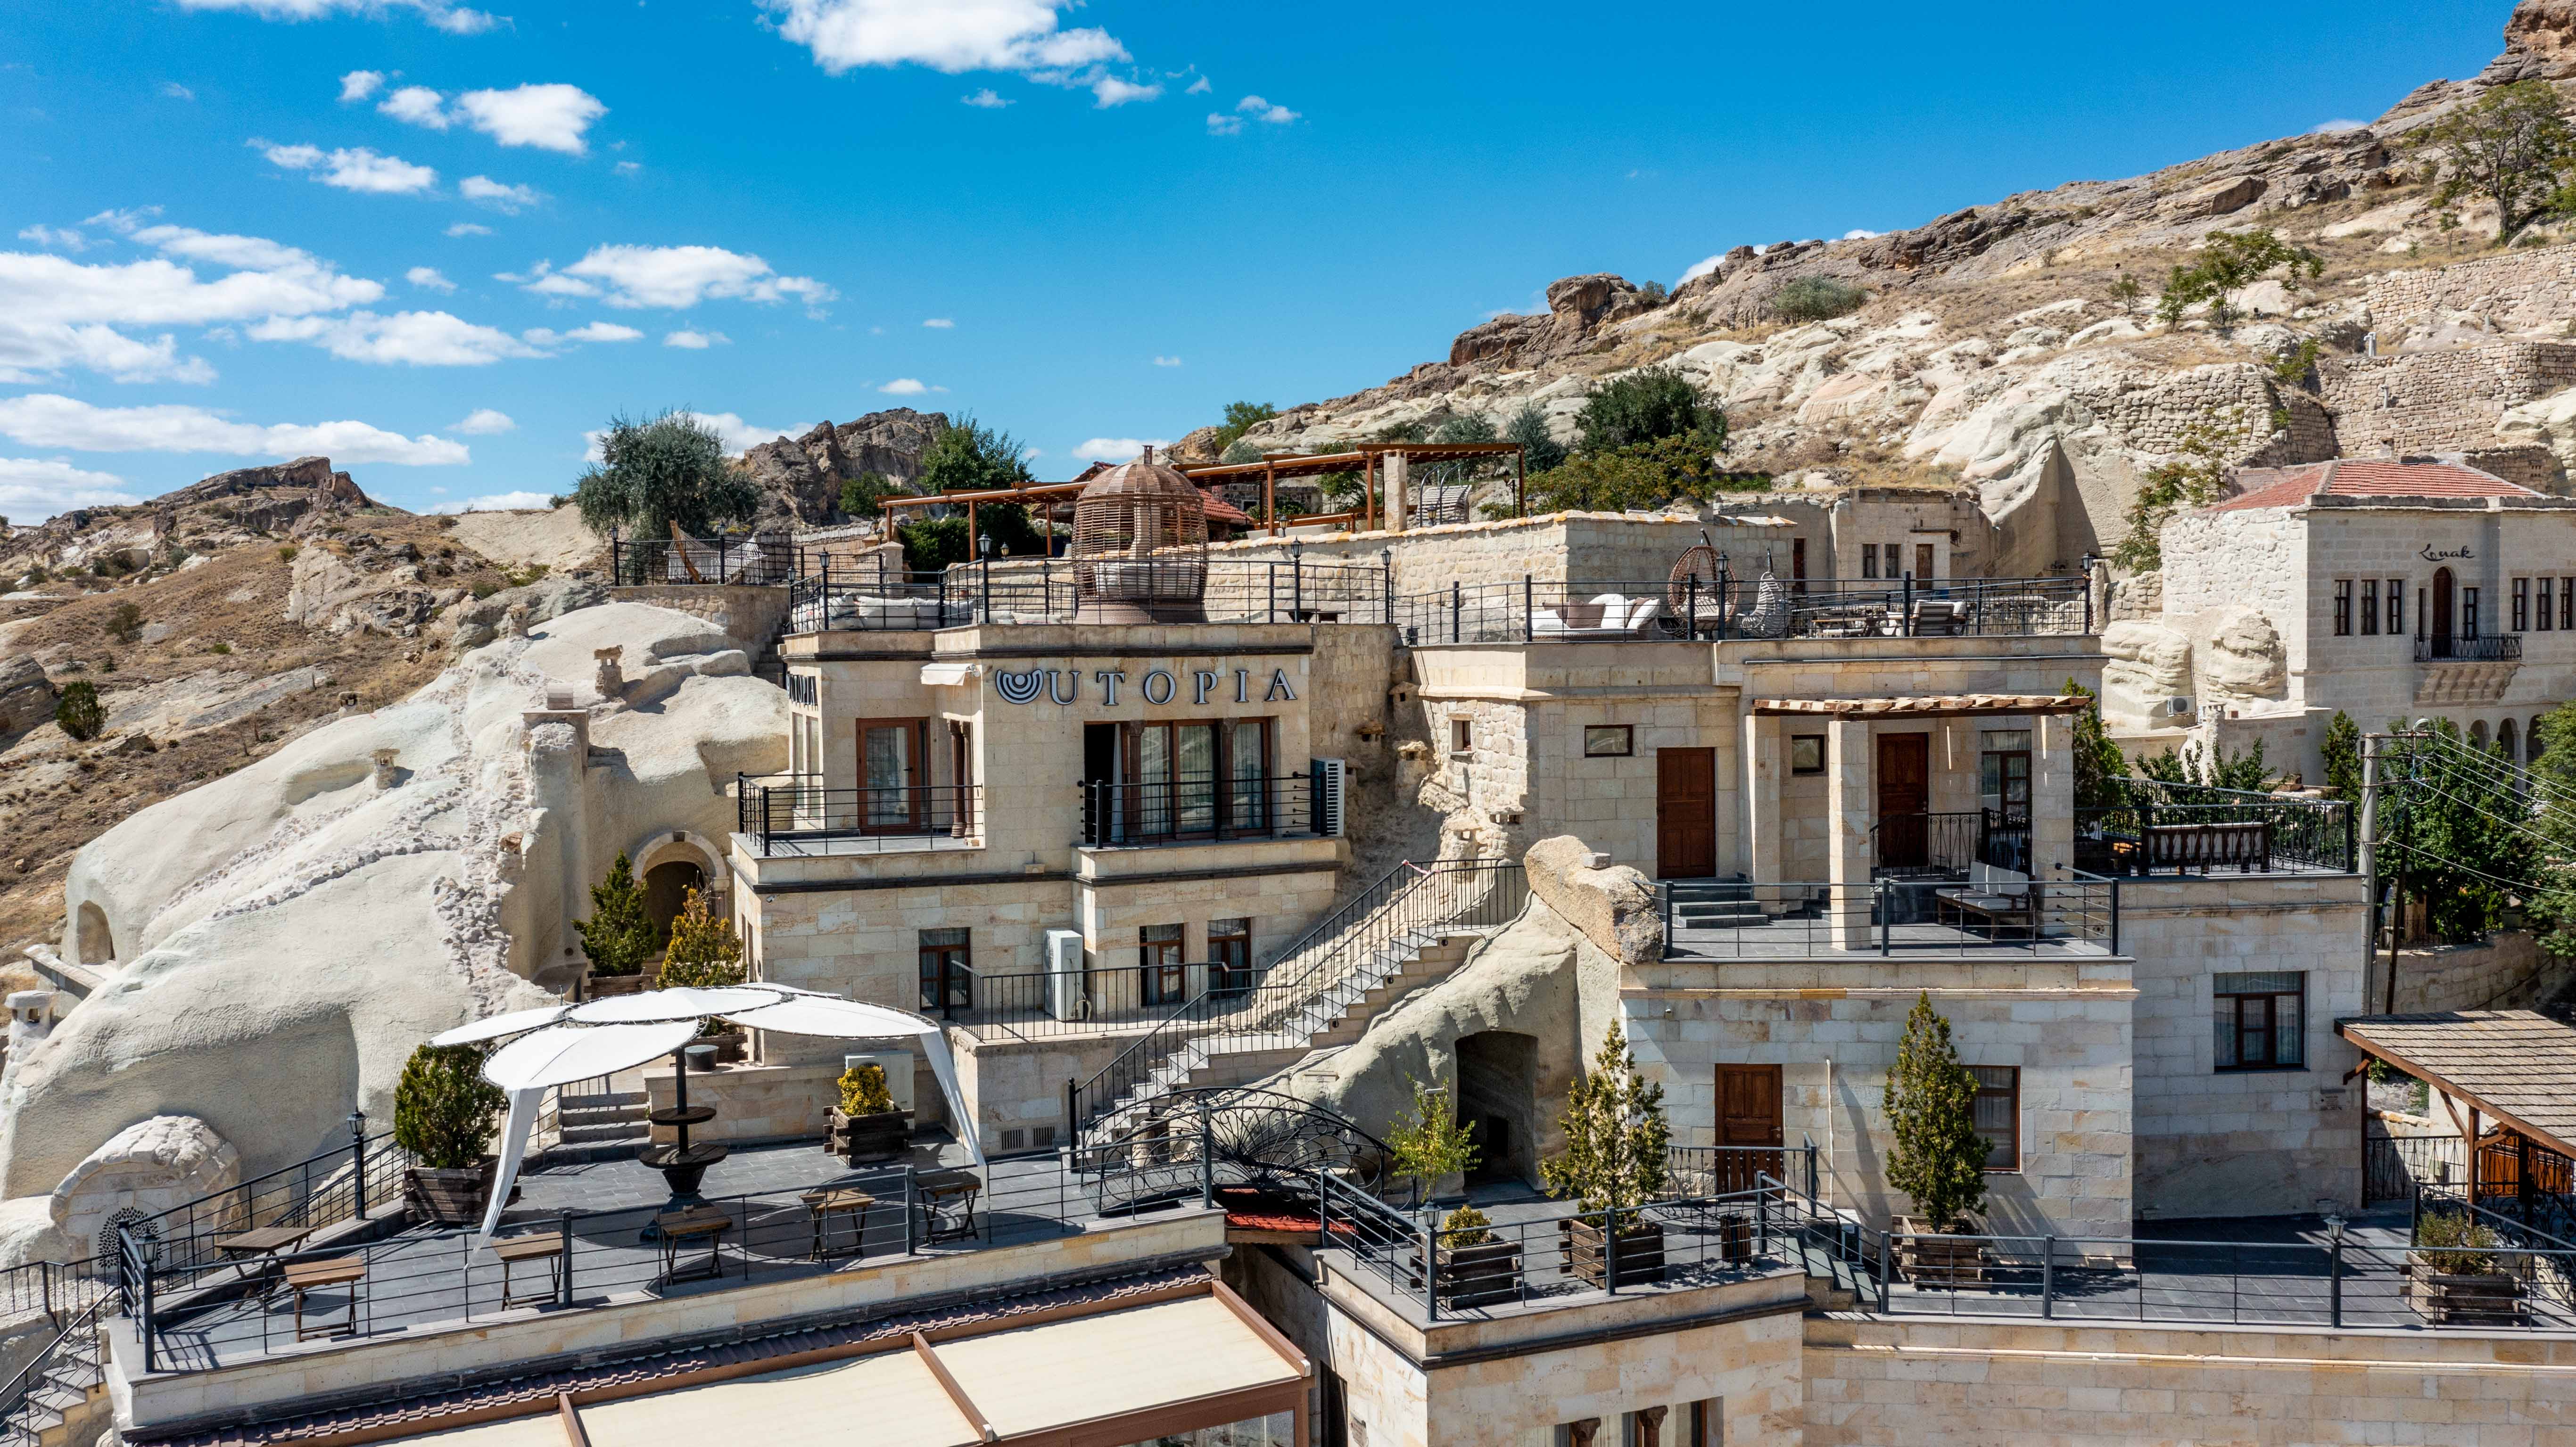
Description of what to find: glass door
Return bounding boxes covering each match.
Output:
[856,718,923,832]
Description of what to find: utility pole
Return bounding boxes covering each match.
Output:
[2360,731,2381,1015]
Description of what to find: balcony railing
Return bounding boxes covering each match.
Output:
[2075,779,2353,876]
[787,555,1393,633]
[949,961,1250,1039]
[1398,575,2092,645]
[1078,773,1316,847]
[610,533,804,587]
[1658,876,2118,959]
[735,774,980,856]
[1868,811,2026,872]
[2417,633,2522,663]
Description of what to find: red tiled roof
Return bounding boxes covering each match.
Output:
[138,1264,1209,1447]
[1197,488,1254,528]
[2213,459,2541,511]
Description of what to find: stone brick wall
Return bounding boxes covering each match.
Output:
[2318,343,2576,456]
[2387,929,2574,1013]
[1804,1315,2576,1446]
[2366,240,2576,333]
[609,583,791,654]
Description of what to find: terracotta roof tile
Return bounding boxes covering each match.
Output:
[2213,459,2541,511]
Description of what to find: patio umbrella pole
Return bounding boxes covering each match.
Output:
[637,1042,729,1241]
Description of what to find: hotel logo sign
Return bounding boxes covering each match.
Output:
[992,666,1297,707]
[2418,543,2475,562]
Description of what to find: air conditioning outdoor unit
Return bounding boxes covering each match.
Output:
[2164,696,2196,718]
[1311,757,1347,838]
[1043,928,1088,1021]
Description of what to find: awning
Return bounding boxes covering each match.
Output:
[1750,694,2091,718]
[920,662,979,687]
[2338,1010,2576,1159]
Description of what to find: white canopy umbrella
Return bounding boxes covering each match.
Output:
[428,1003,570,1048]
[459,989,983,1245]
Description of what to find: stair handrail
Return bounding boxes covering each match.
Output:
[1069,857,1523,1141]
[0,1292,106,1430]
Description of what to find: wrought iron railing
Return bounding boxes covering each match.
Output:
[950,962,1249,1038]
[610,533,803,587]
[2417,634,2522,663]
[735,774,981,855]
[1068,859,1527,1143]
[1658,876,2118,959]
[1078,773,1316,846]
[1398,575,2092,645]
[122,1118,413,1281]
[786,555,1393,633]
[1867,811,2016,872]
[0,1291,108,1430]
[2075,779,2353,876]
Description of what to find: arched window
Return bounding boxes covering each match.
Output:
[2471,719,2490,750]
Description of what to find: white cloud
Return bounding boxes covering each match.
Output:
[445,221,495,238]
[0,457,143,518]
[256,140,439,194]
[425,489,553,514]
[451,407,515,434]
[613,160,641,175]
[1679,252,1726,284]
[1205,112,1242,136]
[0,224,381,383]
[1072,436,1167,461]
[664,329,730,348]
[1185,76,1210,95]
[83,207,163,233]
[1839,228,1881,240]
[1235,94,1296,124]
[581,410,803,460]
[160,82,197,101]
[961,87,1011,107]
[460,175,543,213]
[0,394,469,465]
[339,69,386,102]
[525,244,836,310]
[453,83,605,154]
[405,265,455,291]
[16,225,88,252]
[764,0,1126,75]
[2310,117,2368,134]
[879,378,941,395]
[379,84,451,128]
[1090,74,1159,107]
[1151,355,1181,367]
[922,316,954,328]
[519,321,642,344]
[249,309,544,365]
[0,324,213,385]
[175,0,496,33]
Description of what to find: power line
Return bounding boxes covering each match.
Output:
[2381,840,2549,899]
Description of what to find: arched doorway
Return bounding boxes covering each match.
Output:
[2431,568,2456,657]
[2471,719,2490,750]
[75,902,114,966]
[2499,718,2519,763]
[644,859,708,941]
[1453,1031,1538,1186]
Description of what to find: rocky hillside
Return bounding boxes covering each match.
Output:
[1205,1,2576,570]
[736,408,946,529]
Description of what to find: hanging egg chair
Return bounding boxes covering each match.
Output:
[1071,446,1209,623]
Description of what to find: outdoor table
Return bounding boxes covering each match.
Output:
[914,1170,982,1244]
[800,1187,875,1261]
[491,1233,566,1307]
[655,1204,733,1283]
[281,1256,365,1340]
[214,1225,320,1300]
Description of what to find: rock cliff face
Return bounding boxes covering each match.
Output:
[735,409,946,528]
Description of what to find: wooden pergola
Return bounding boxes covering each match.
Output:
[875,481,1090,554]
[1180,441,1527,536]
[2338,1010,2576,1208]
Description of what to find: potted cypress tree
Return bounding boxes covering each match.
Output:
[1543,1023,1671,1288]
[827,1062,909,1163]
[396,1042,510,1226]
[659,888,748,1063]
[1390,1079,1522,1307]
[1883,993,1991,1283]
[574,853,656,996]
[2407,1208,2527,1325]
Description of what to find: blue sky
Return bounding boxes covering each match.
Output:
[0,0,2511,519]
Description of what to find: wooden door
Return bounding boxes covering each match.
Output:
[1714,1063,1783,1192]
[2433,567,2455,655]
[854,718,924,832]
[1656,747,1717,880]
[1875,732,1931,868]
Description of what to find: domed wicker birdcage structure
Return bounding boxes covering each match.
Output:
[1071,447,1208,623]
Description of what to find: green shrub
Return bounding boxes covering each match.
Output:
[658,888,744,993]
[1540,1023,1669,1221]
[54,681,103,741]
[2416,1209,2502,1275]
[573,851,656,975]
[1386,1077,1478,1201]
[1883,993,1988,1230]
[1503,403,1568,476]
[102,602,143,646]
[276,545,298,563]
[838,1062,895,1116]
[1210,401,1278,455]
[393,1043,508,1171]
[1573,366,1726,457]
[207,641,231,656]
[1769,276,1870,322]
[1439,1204,1494,1248]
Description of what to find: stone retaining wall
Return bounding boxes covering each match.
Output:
[2386,929,2574,1014]
[608,584,792,655]
[2366,241,2576,334]
[2319,343,2576,458]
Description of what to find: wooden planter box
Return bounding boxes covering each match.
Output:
[1406,1237,1525,1309]
[584,971,652,999]
[1558,1217,1666,1288]
[2407,1260,2528,1326]
[827,1108,911,1164]
[405,1157,498,1227]
[1895,1218,1991,1285]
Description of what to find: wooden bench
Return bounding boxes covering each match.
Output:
[800,1187,875,1261]
[1934,863,2034,938]
[281,1256,365,1340]
[654,1205,733,1283]
[214,1224,320,1301]
[2144,820,2271,873]
[491,1232,566,1308]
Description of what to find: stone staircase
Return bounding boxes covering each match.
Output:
[1,1314,102,1447]
[547,1086,651,1162]
[1663,877,1764,931]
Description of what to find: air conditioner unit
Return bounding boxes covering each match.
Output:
[2164,696,2196,718]
[1043,929,1088,1021]
[1311,757,1347,837]
[842,1051,917,1114]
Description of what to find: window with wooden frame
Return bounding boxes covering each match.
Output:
[2389,577,2405,637]
[1979,728,2033,822]
[1860,543,1879,580]
[1915,542,1935,580]
[2516,577,2532,633]
[1139,922,1187,1006]
[2213,970,2306,1070]
[1115,717,1274,841]
[918,928,971,1013]
[2465,587,2482,638]
[2541,577,2557,633]
[1208,917,1252,993]
[2332,579,2352,636]
[1970,1066,2020,1170]
[2360,578,2379,636]
[2563,576,2574,629]
[855,717,930,832]
[1450,716,1473,753]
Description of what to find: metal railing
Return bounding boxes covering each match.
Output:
[119,1158,1092,1373]
[123,1117,412,1280]
[2075,779,2354,876]
[0,1255,111,1330]
[787,555,1393,633]
[1668,1143,1822,1202]
[610,533,803,587]
[735,775,981,856]
[1069,859,1527,1142]
[1658,876,2118,959]
[1079,773,1316,847]
[0,1291,108,1430]
[1868,812,2013,873]
[2366,1128,2469,1205]
[949,962,1250,1039]
[2417,634,2522,663]
[1399,575,2092,645]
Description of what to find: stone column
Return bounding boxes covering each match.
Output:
[2033,711,2075,880]
[1827,718,1874,949]
[1383,451,1410,534]
[1746,714,1784,909]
